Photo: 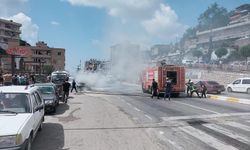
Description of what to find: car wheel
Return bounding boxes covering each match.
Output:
[217,91,221,94]
[247,88,250,94]
[52,107,56,114]
[227,87,232,92]
[25,136,32,150]
[38,122,43,131]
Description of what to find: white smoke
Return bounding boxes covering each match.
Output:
[75,43,145,93]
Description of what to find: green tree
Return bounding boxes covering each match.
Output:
[192,49,203,61]
[43,65,54,75]
[240,44,250,64]
[215,47,228,59]
[198,3,229,31]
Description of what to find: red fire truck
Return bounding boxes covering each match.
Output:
[141,65,185,96]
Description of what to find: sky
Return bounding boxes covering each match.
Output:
[0,0,249,73]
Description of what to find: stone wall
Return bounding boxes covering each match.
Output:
[186,68,250,86]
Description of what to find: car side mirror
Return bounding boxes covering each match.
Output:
[34,105,44,112]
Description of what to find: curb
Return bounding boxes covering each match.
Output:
[208,94,250,105]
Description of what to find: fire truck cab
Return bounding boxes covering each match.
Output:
[141,65,185,96]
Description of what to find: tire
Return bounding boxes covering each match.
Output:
[38,122,43,131]
[25,136,32,150]
[217,91,221,94]
[247,88,250,94]
[52,107,56,114]
[227,87,232,92]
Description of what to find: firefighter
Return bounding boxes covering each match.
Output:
[151,79,159,99]
[190,81,201,98]
[164,77,172,100]
[186,79,192,97]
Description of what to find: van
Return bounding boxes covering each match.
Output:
[227,77,250,93]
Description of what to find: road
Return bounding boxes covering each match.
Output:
[32,88,250,150]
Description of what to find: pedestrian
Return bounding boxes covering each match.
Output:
[62,78,71,103]
[190,81,201,98]
[201,84,207,98]
[0,74,3,85]
[164,77,172,100]
[151,79,159,99]
[186,79,192,97]
[31,75,36,84]
[12,75,18,85]
[71,79,78,93]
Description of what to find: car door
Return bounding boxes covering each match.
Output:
[34,92,44,124]
[241,79,250,92]
[231,79,241,92]
[30,93,40,132]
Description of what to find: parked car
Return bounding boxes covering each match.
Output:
[35,83,59,113]
[0,85,44,150]
[227,77,250,94]
[195,80,225,94]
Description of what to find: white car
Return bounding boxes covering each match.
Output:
[0,85,44,150]
[227,77,250,94]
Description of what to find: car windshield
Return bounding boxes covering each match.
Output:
[52,74,67,83]
[38,86,54,94]
[0,93,30,113]
[207,81,219,85]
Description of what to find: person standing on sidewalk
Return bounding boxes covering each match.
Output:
[151,79,159,99]
[164,77,173,101]
[71,79,78,93]
[62,78,71,103]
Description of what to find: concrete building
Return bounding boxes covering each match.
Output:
[0,18,21,73]
[0,18,21,49]
[24,41,65,74]
[229,4,250,25]
[184,4,250,52]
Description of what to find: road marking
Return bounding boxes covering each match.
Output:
[180,126,238,150]
[225,121,250,132]
[161,112,250,121]
[134,107,141,112]
[126,102,132,106]
[204,124,250,144]
[226,97,239,103]
[173,101,220,114]
[145,114,153,120]
[159,131,164,135]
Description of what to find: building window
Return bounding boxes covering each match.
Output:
[58,52,61,56]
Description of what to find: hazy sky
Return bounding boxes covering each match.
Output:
[0,0,248,72]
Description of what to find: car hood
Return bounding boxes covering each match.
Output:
[0,113,32,136]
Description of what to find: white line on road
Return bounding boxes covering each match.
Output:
[180,126,238,150]
[204,123,250,144]
[225,121,250,132]
[161,112,250,121]
[126,102,132,106]
[173,101,220,114]
[159,131,164,135]
[134,107,141,112]
[145,114,153,120]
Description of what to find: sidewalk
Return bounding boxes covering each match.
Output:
[208,94,250,105]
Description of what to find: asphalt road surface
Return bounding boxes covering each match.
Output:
[32,89,250,150]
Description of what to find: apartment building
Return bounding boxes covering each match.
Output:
[184,4,250,51]
[0,18,21,73]
[23,41,65,74]
[0,18,21,49]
